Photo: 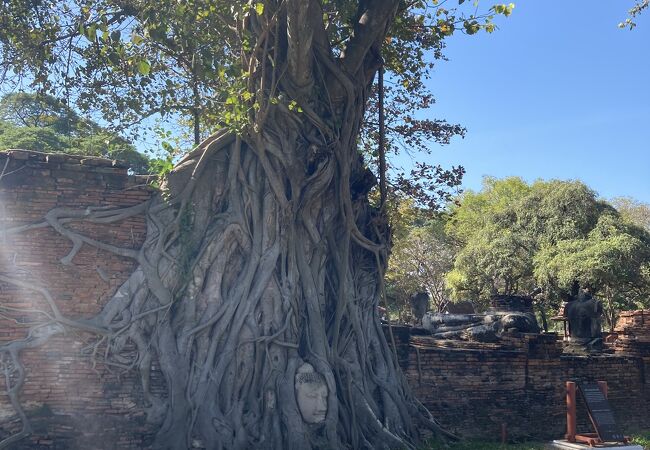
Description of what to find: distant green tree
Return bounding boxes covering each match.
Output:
[535,213,650,330]
[0,92,90,134]
[386,201,455,320]
[611,197,650,231]
[0,120,69,153]
[0,93,151,173]
[445,176,531,244]
[446,177,650,324]
[445,176,533,306]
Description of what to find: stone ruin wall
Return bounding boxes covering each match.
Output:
[0,150,648,447]
[0,150,158,448]
[386,308,650,441]
[395,328,650,441]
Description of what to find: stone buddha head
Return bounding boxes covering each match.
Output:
[294,362,328,424]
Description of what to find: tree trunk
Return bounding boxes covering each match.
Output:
[0,2,451,446]
[81,108,442,449]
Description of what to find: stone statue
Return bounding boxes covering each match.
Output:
[421,295,540,342]
[295,362,328,424]
[564,287,603,353]
[410,291,429,325]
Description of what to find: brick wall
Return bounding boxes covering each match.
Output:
[613,310,650,357]
[0,150,156,448]
[399,331,650,441]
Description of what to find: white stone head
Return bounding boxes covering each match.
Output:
[294,362,328,424]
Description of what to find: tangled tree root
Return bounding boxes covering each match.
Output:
[1,125,451,449]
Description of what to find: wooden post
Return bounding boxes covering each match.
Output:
[566,381,577,442]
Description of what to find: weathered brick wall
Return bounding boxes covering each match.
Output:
[0,150,156,448]
[400,332,650,441]
[613,309,650,357]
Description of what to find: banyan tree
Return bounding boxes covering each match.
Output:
[0,0,506,447]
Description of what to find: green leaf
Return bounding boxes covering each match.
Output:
[131,33,144,45]
[137,59,151,76]
[254,3,264,15]
[85,24,97,40]
[463,20,480,35]
[108,51,120,65]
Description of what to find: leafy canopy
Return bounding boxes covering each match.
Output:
[385,198,455,317]
[0,93,151,173]
[611,197,650,231]
[445,177,650,313]
[0,0,515,205]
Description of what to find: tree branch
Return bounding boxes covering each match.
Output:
[339,0,400,76]
[286,0,328,96]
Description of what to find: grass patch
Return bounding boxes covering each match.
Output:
[447,442,545,450]
[423,439,546,450]
[631,431,650,449]
[423,432,650,450]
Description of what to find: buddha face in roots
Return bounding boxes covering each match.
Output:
[294,362,328,424]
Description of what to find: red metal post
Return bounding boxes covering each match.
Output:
[566,381,577,442]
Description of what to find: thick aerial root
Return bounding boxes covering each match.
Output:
[0,322,65,449]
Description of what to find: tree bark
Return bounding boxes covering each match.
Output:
[76,109,436,448]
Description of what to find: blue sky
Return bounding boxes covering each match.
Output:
[406,1,650,203]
